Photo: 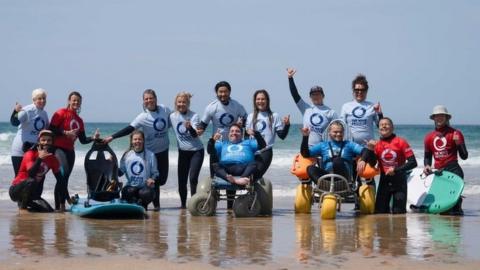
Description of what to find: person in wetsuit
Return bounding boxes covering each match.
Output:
[49,91,98,210]
[367,117,417,214]
[104,89,171,211]
[119,130,158,210]
[169,92,205,209]
[246,89,290,178]
[9,130,67,212]
[424,105,468,215]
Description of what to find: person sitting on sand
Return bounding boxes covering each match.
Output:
[207,123,266,185]
[119,130,158,210]
[9,130,68,212]
[300,120,373,183]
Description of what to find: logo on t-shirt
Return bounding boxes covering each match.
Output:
[380,149,397,164]
[176,122,188,135]
[219,113,234,126]
[433,136,447,151]
[153,118,167,131]
[255,120,267,132]
[69,119,80,130]
[227,144,243,153]
[310,113,324,126]
[34,117,46,131]
[352,106,367,119]
[130,161,144,176]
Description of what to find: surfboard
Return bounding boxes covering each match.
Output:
[407,168,464,214]
[70,197,146,218]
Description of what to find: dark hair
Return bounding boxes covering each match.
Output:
[121,130,145,161]
[67,91,82,113]
[379,117,394,127]
[143,89,158,111]
[351,74,369,91]
[214,81,231,93]
[68,91,82,101]
[143,89,157,99]
[229,123,243,131]
[252,89,273,131]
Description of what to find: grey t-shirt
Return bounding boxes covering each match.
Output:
[340,100,379,145]
[130,105,172,153]
[169,110,204,151]
[296,99,337,146]
[201,99,247,140]
[11,104,49,156]
[246,111,284,149]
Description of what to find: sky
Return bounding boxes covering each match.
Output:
[1,0,479,124]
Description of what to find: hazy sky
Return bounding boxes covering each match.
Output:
[1,0,479,124]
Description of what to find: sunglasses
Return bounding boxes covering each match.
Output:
[353,89,367,93]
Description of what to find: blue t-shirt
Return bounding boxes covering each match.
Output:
[215,139,258,165]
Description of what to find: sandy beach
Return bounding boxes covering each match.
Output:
[1,195,480,270]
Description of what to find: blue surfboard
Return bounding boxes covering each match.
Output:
[407,168,464,214]
[70,198,146,218]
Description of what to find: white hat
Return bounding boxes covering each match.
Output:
[430,105,451,120]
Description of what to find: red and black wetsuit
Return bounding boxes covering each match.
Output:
[374,134,417,214]
[9,149,66,210]
[49,107,93,209]
[424,125,468,215]
[424,126,468,178]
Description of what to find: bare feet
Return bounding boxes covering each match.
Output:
[235,177,250,186]
[226,174,236,183]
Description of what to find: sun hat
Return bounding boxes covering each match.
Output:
[430,105,451,120]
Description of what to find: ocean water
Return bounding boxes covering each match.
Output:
[1,122,479,201]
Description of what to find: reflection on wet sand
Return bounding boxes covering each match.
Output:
[10,213,47,256]
[293,213,464,264]
[177,210,273,267]
[4,205,468,266]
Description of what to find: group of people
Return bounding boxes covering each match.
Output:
[8,69,469,215]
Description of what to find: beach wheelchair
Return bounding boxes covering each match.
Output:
[291,153,377,219]
[188,176,273,217]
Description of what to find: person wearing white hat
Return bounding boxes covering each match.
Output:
[424,105,468,215]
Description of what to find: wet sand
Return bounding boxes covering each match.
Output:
[1,197,480,270]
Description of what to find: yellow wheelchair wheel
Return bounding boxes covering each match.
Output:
[320,194,337,219]
[294,183,312,214]
[359,185,376,214]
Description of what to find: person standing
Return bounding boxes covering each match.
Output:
[10,89,49,176]
[103,89,171,211]
[198,81,247,209]
[246,89,289,178]
[170,92,204,209]
[340,74,383,146]
[368,117,417,214]
[287,67,337,146]
[49,91,98,210]
[424,105,468,215]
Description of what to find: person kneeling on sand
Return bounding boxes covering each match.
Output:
[207,123,266,185]
[9,130,68,212]
[119,130,158,210]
